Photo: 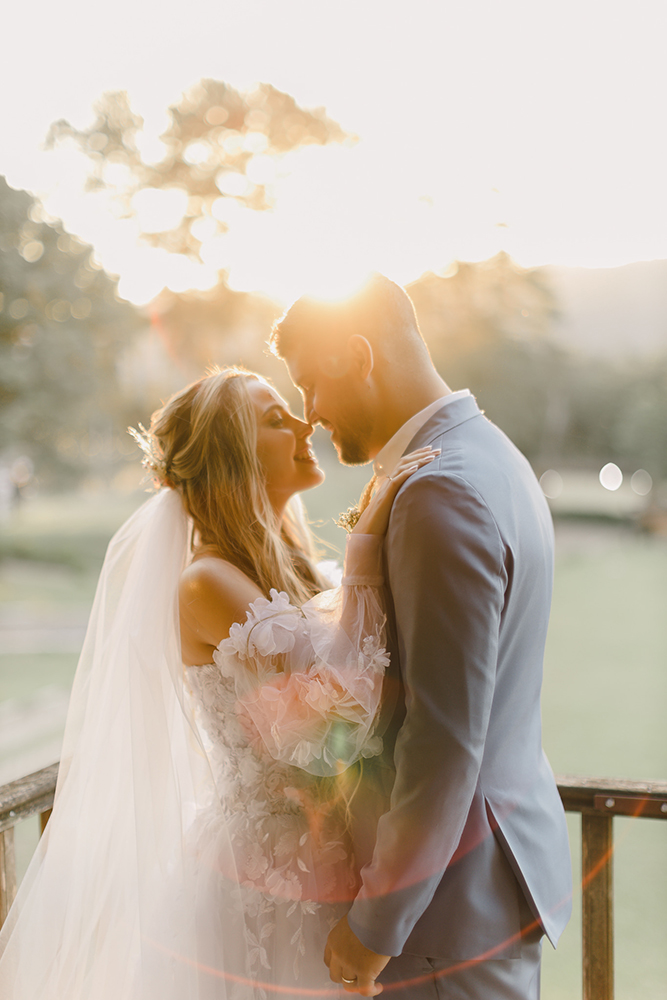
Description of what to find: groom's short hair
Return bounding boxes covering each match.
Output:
[269,273,427,360]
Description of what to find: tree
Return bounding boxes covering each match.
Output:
[44,79,667,485]
[48,80,349,259]
[408,253,558,359]
[0,176,144,490]
[408,254,564,464]
[408,255,667,481]
[46,80,350,375]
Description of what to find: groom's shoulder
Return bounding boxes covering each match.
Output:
[386,468,506,573]
[391,464,502,535]
[391,423,543,533]
[424,408,540,494]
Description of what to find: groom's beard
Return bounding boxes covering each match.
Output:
[334,414,373,466]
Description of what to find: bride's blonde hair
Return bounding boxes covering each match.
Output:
[132,367,324,604]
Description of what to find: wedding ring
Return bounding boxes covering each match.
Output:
[341,975,357,984]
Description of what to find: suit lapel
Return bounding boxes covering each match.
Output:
[405,395,482,454]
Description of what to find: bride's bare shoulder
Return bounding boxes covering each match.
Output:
[181,554,260,598]
[179,556,263,661]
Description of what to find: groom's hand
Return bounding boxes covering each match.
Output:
[324,916,390,996]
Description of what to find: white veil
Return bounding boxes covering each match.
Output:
[0,489,244,999]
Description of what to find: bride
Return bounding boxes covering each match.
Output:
[0,366,436,999]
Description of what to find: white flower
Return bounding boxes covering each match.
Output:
[218,591,303,661]
[246,591,303,657]
[248,617,298,656]
[223,622,249,660]
[361,632,390,671]
[283,786,305,806]
[289,740,319,767]
[244,841,269,881]
[237,751,262,787]
[264,769,284,794]
[273,831,299,858]
[222,590,305,661]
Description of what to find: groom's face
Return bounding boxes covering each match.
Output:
[284,346,375,466]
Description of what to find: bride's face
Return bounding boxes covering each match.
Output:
[248,380,324,510]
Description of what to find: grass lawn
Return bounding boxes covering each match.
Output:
[539,521,667,1000]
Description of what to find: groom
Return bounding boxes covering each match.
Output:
[271,275,571,999]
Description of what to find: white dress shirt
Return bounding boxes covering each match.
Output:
[373,390,471,481]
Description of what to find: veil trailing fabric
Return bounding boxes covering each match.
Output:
[0,489,245,998]
[0,488,391,999]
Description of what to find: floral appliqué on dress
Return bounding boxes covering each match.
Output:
[186,589,388,990]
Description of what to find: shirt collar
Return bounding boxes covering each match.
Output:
[373,390,471,479]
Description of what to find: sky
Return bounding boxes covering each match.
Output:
[2,0,667,304]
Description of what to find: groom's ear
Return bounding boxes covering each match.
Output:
[319,337,373,380]
[348,335,374,381]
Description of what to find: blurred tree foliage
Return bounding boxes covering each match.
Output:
[408,254,560,463]
[47,80,349,373]
[37,77,667,488]
[560,352,667,479]
[146,285,282,381]
[408,255,667,480]
[48,80,347,257]
[0,176,143,490]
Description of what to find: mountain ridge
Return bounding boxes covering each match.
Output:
[538,259,667,358]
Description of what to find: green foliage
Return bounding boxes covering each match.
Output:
[409,253,558,354]
[408,256,667,479]
[0,176,143,488]
[562,354,667,478]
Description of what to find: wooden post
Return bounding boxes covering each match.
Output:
[0,827,17,928]
[40,808,52,835]
[582,812,614,1000]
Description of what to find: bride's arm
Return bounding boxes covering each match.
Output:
[179,558,263,666]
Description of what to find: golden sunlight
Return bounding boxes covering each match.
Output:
[132,187,188,234]
[218,143,465,304]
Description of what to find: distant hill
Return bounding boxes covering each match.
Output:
[539,259,667,358]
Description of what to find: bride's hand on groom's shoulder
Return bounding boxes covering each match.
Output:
[352,447,440,536]
[324,916,390,996]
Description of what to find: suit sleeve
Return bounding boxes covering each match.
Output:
[346,472,507,955]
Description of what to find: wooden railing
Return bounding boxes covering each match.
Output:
[557,775,667,1000]
[1,765,666,998]
[0,763,57,925]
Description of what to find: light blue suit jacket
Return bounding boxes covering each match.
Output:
[347,395,572,959]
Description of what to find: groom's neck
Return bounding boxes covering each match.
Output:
[370,368,452,455]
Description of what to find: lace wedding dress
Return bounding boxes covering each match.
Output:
[181,579,388,998]
[0,490,388,1000]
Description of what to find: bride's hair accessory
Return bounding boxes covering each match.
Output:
[128,423,173,488]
